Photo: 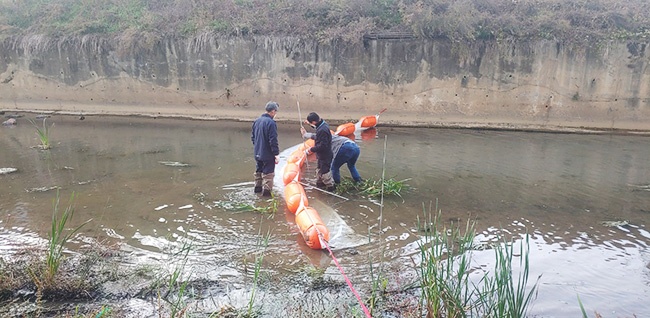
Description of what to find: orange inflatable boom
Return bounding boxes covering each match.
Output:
[334,122,355,136]
[355,108,386,131]
[282,138,329,249]
[333,108,387,137]
[295,204,329,249]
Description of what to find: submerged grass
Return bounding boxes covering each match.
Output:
[336,177,409,198]
[214,195,279,217]
[144,237,194,317]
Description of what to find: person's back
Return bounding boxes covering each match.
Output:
[331,134,351,158]
[251,102,280,196]
[330,134,362,184]
[252,114,278,161]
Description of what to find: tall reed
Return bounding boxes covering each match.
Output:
[368,135,389,315]
[46,191,89,283]
[418,205,540,318]
[248,225,271,317]
[418,207,475,317]
[164,239,192,317]
[474,234,540,317]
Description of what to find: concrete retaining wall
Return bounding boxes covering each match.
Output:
[1,35,648,131]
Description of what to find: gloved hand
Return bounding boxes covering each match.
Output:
[304,148,311,156]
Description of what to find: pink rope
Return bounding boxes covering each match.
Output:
[295,147,371,317]
[320,236,372,318]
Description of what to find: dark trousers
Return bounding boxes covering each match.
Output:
[255,159,275,174]
[331,142,361,184]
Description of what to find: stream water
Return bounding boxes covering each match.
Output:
[1,114,649,317]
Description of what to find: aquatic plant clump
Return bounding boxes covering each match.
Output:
[336,177,410,198]
[213,196,279,216]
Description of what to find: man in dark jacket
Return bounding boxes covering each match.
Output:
[252,101,280,196]
[301,112,335,191]
[301,132,363,186]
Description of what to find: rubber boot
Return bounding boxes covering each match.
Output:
[321,171,336,192]
[262,172,274,197]
[315,168,326,188]
[254,172,263,193]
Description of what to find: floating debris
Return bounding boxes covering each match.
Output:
[0,167,18,175]
[142,148,170,155]
[2,118,16,126]
[158,161,191,167]
[178,204,193,210]
[25,186,60,193]
[193,192,207,202]
[628,184,650,191]
[600,220,629,227]
[213,200,271,213]
[154,204,169,211]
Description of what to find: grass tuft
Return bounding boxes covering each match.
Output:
[45,191,90,284]
[28,118,53,150]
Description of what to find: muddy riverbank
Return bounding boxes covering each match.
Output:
[3,102,650,135]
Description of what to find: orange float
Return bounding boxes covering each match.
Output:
[284,181,308,214]
[283,162,302,185]
[355,108,386,131]
[294,206,329,249]
[297,138,315,151]
[287,149,305,164]
[335,122,356,136]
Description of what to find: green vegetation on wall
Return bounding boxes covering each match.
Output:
[0,0,649,45]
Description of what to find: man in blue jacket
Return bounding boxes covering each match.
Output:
[252,101,279,196]
[301,112,335,191]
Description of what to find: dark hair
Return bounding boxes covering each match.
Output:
[265,101,279,112]
[306,112,320,123]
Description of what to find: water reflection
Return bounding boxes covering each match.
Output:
[1,115,649,316]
